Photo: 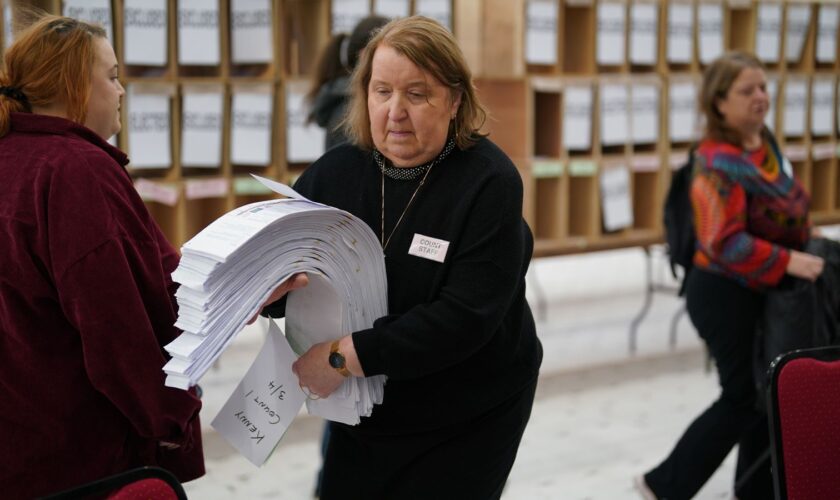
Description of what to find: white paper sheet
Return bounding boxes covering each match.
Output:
[785,4,811,63]
[600,83,629,146]
[63,0,113,43]
[563,85,593,151]
[374,0,410,18]
[231,0,273,64]
[666,2,693,64]
[3,4,12,50]
[764,77,778,130]
[415,0,451,31]
[525,0,559,65]
[127,87,171,168]
[697,3,723,65]
[286,83,326,163]
[211,320,307,466]
[817,5,839,64]
[600,165,633,232]
[178,0,220,65]
[182,90,224,168]
[755,3,782,63]
[811,78,834,137]
[629,2,658,66]
[123,0,168,66]
[332,0,369,34]
[231,90,273,166]
[783,77,808,137]
[631,83,658,145]
[669,81,697,143]
[597,2,626,66]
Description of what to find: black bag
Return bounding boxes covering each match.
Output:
[663,147,698,295]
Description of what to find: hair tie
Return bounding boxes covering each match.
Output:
[0,86,30,107]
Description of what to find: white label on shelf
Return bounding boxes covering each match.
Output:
[525,0,558,65]
[669,150,688,169]
[600,164,633,232]
[811,78,834,137]
[178,0,220,66]
[813,142,835,161]
[629,2,658,66]
[231,91,273,166]
[134,178,179,206]
[669,81,697,143]
[817,5,839,64]
[332,0,369,34]
[563,85,593,151]
[596,2,626,66]
[631,83,659,145]
[415,0,451,31]
[185,177,229,199]
[764,77,778,131]
[631,155,660,172]
[785,144,808,162]
[63,0,113,43]
[286,84,326,163]
[697,3,723,65]
[3,4,13,49]
[182,91,224,168]
[374,0,410,18]
[755,3,782,63]
[127,87,171,169]
[785,5,811,63]
[231,0,273,64]
[123,0,168,66]
[600,82,629,146]
[783,78,808,137]
[666,2,693,64]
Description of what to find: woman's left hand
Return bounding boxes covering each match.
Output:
[292,340,347,399]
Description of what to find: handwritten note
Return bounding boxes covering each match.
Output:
[563,85,593,151]
[597,2,626,66]
[286,82,326,163]
[231,0,273,64]
[629,2,658,66]
[783,77,808,137]
[666,2,693,64]
[231,89,273,166]
[631,83,659,145]
[669,80,697,143]
[526,0,559,65]
[178,0,220,65]
[212,320,307,466]
[811,78,834,137]
[123,0,168,66]
[817,5,839,64]
[63,0,113,43]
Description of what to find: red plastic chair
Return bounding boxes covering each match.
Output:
[766,346,840,500]
[39,466,187,500]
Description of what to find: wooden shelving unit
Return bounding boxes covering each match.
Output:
[4,0,840,256]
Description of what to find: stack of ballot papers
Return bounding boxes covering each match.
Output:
[163,175,388,428]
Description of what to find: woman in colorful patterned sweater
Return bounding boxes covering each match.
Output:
[636,52,825,500]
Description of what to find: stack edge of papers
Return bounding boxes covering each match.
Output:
[163,176,389,425]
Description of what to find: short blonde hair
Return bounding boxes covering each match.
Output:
[344,15,487,150]
[700,51,768,145]
[0,15,107,137]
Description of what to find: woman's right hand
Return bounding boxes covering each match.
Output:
[786,250,824,282]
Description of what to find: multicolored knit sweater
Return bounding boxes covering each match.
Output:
[691,136,811,290]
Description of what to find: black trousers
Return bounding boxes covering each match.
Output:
[644,269,773,500]
[319,376,538,500]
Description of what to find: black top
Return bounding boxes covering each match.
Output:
[292,137,542,434]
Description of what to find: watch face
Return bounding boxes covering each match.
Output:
[329,351,346,369]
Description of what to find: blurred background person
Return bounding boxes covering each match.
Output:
[635,51,824,500]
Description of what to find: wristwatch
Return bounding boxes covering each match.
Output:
[328,340,352,377]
